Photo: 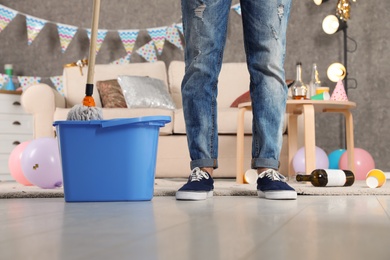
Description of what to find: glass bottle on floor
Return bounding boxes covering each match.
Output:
[296,169,355,187]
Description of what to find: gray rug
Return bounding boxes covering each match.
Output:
[1,179,390,199]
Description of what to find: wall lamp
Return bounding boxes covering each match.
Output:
[327,62,346,82]
[322,14,347,35]
[316,0,357,94]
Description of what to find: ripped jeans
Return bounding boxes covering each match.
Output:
[181,0,292,171]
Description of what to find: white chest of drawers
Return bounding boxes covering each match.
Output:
[0,90,33,181]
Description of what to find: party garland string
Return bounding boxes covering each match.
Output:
[0,3,241,93]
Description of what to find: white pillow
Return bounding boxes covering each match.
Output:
[118,75,176,110]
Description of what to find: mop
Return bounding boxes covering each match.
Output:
[67,0,103,120]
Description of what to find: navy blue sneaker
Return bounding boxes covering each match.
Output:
[176,167,214,200]
[257,169,297,200]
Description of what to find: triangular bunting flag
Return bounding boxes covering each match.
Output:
[18,76,41,91]
[232,4,242,15]
[50,76,64,96]
[110,54,131,65]
[166,24,183,50]
[0,73,9,89]
[330,80,348,101]
[175,23,183,35]
[147,26,167,56]
[118,29,139,55]
[0,5,17,33]
[57,23,78,53]
[25,15,47,45]
[86,29,108,54]
[136,40,157,63]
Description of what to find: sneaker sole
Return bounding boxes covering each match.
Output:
[257,190,297,200]
[175,190,213,201]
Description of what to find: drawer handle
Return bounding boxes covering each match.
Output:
[13,101,21,106]
[13,141,21,146]
[13,121,21,126]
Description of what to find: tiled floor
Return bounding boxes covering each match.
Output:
[1,195,390,260]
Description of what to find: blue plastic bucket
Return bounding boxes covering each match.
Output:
[53,116,171,202]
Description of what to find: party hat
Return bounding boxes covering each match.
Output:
[330,79,348,101]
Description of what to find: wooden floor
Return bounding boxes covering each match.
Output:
[1,195,390,260]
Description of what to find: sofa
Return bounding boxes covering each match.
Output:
[21,61,301,178]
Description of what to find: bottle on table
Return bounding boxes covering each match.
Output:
[296,169,355,187]
[291,62,308,100]
[308,63,321,98]
[4,64,15,91]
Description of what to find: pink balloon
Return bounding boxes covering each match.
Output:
[339,148,375,180]
[292,146,329,174]
[8,141,33,186]
[21,137,63,189]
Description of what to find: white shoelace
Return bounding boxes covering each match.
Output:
[258,169,287,182]
[190,167,210,182]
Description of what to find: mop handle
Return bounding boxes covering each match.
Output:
[86,0,100,86]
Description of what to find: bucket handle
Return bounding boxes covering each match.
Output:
[100,116,171,128]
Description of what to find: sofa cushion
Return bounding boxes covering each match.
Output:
[54,107,174,135]
[63,61,168,108]
[118,75,175,110]
[96,79,127,108]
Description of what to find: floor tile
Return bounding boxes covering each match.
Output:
[1,196,390,260]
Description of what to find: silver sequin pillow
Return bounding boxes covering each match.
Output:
[117,75,176,110]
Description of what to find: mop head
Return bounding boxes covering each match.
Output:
[67,104,103,121]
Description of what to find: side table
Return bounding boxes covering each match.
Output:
[236,100,356,183]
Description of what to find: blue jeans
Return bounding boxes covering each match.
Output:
[181,0,291,171]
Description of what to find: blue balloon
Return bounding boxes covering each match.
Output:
[328,149,346,169]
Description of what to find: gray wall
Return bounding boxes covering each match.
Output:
[1,0,389,171]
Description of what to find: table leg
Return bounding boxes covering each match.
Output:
[343,110,355,173]
[236,107,248,184]
[302,105,316,174]
[288,114,298,178]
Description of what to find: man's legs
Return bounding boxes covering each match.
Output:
[240,0,296,199]
[176,0,232,200]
